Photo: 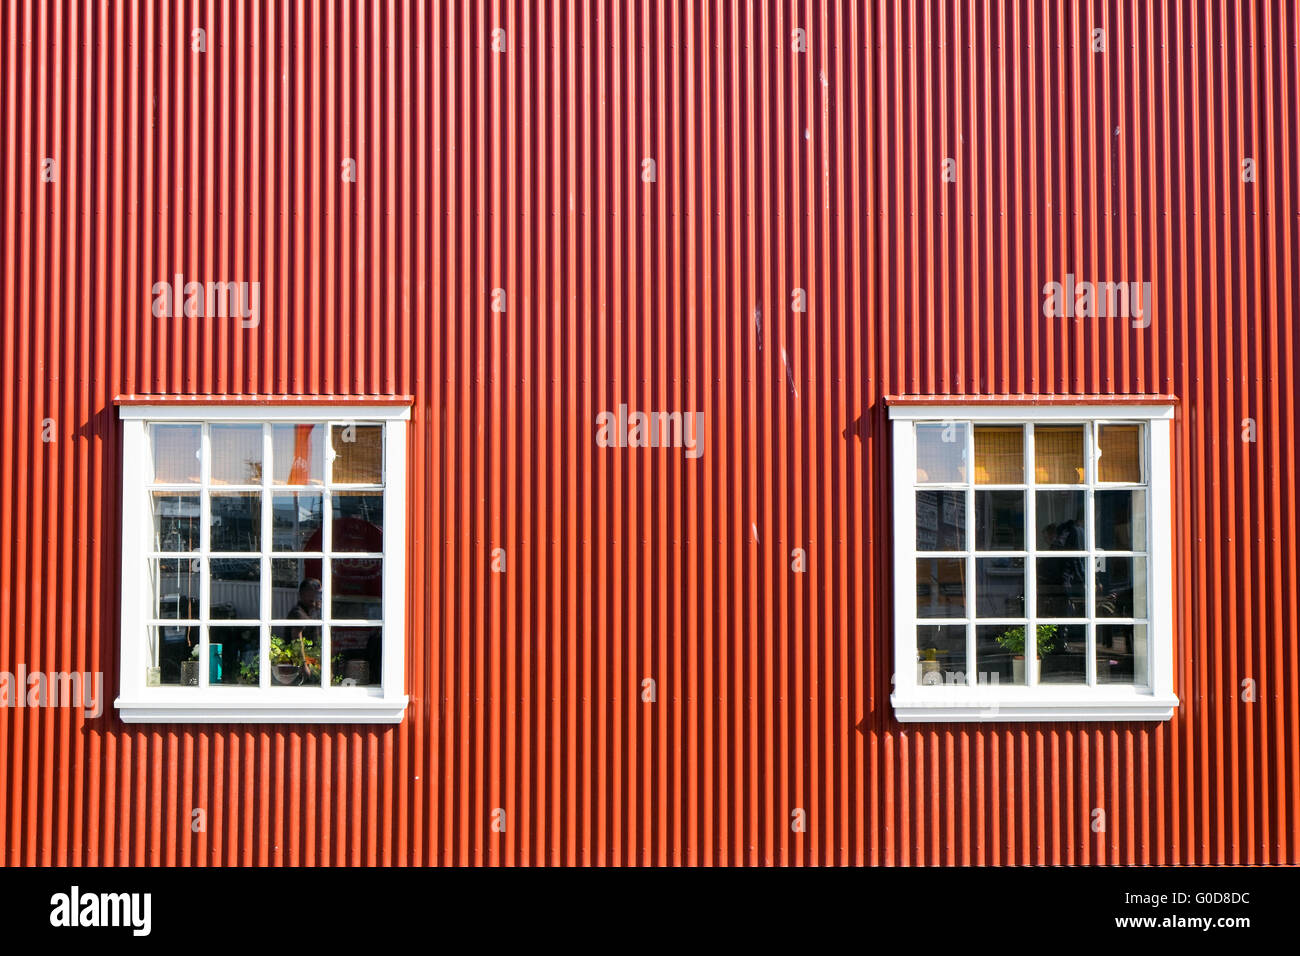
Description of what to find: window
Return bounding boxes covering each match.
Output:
[116,403,410,723]
[890,403,1178,722]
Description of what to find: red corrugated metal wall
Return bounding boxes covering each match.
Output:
[1,0,1298,865]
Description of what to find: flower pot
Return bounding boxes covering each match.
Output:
[1011,656,1042,684]
[180,660,199,686]
[272,663,301,686]
[344,660,371,685]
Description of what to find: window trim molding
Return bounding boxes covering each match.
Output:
[116,402,411,724]
[889,402,1178,723]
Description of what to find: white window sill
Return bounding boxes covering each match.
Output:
[891,689,1179,723]
[115,694,410,724]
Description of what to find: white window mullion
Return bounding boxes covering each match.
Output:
[1025,423,1037,688]
[322,423,335,688]
[260,423,273,690]
[1085,422,1098,686]
[198,423,211,689]
[965,423,976,687]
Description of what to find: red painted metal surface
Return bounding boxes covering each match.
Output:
[1,1,1298,865]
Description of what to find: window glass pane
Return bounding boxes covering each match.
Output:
[148,625,200,687]
[152,424,200,484]
[1098,424,1142,482]
[916,625,967,686]
[1034,425,1084,484]
[332,626,381,686]
[915,423,966,483]
[271,623,322,687]
[332,492,385,552]
[1095,489,1146,551]
[1096,556,1147,618]
[273,424,324,485]
[1098,624,1148,685]
[1036,556,1087,617]
[332,424,383,484]
[211,424,263,485]
[974,426,1023,484]
[152,492,200,552]
[332,558,383,620]
[916,490,965,551]
[976,625,1025,686]
[272,561,322,619]
[153,558,200,620]
[210,625,259,686]
[1037,623,1086,685]
[210,558,261,620]
[1037,490,1085,550]
[916,558,965,619]
[272,493,323,552]
[975,490,1024,551]
[210,492,261,552]
[976,557,1025,617]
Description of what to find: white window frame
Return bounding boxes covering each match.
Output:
[890,403,1178,722]
[116,403,410,723]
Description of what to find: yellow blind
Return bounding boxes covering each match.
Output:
[1098,424,1141,482]
[974,426,1023,483]
[1034,426,1084,484]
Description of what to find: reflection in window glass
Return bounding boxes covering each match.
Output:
[272,493,322,552]
[976,625,1026,685]
[1034,426,1085,484]
[210,492,261,552]
[916,558,965,619]
[1037,491,1086,550]
[1038,623,1087,684]
[975,490,1024,551]
[153,558,200,620]
[974,426,1023,484]
[1036,556,1087,617]
[272,559,322,619]
[916,490,965,551]
[976,557,1025,617]
[152,493,200,552]
[915,423,966,483]
[332,493,385,552]
[916,625,966,685]
[273,424,324,485]
[1096,556,1147,618]
[1095,489,1146,551]
[332,558,383,621]
[1097,624,1147,685]
[210,558,261,620]
[211,424,263,485]
[152,424,200,483]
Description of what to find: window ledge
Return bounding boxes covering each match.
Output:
[115,695,410,724]
[891,691,1179,723]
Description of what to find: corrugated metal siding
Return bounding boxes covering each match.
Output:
[1,0,1297,865]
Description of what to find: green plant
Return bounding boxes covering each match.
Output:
[996,623,1059,657]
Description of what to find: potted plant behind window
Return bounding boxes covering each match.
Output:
[996,624,1059,684]
[917,647,948,685]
